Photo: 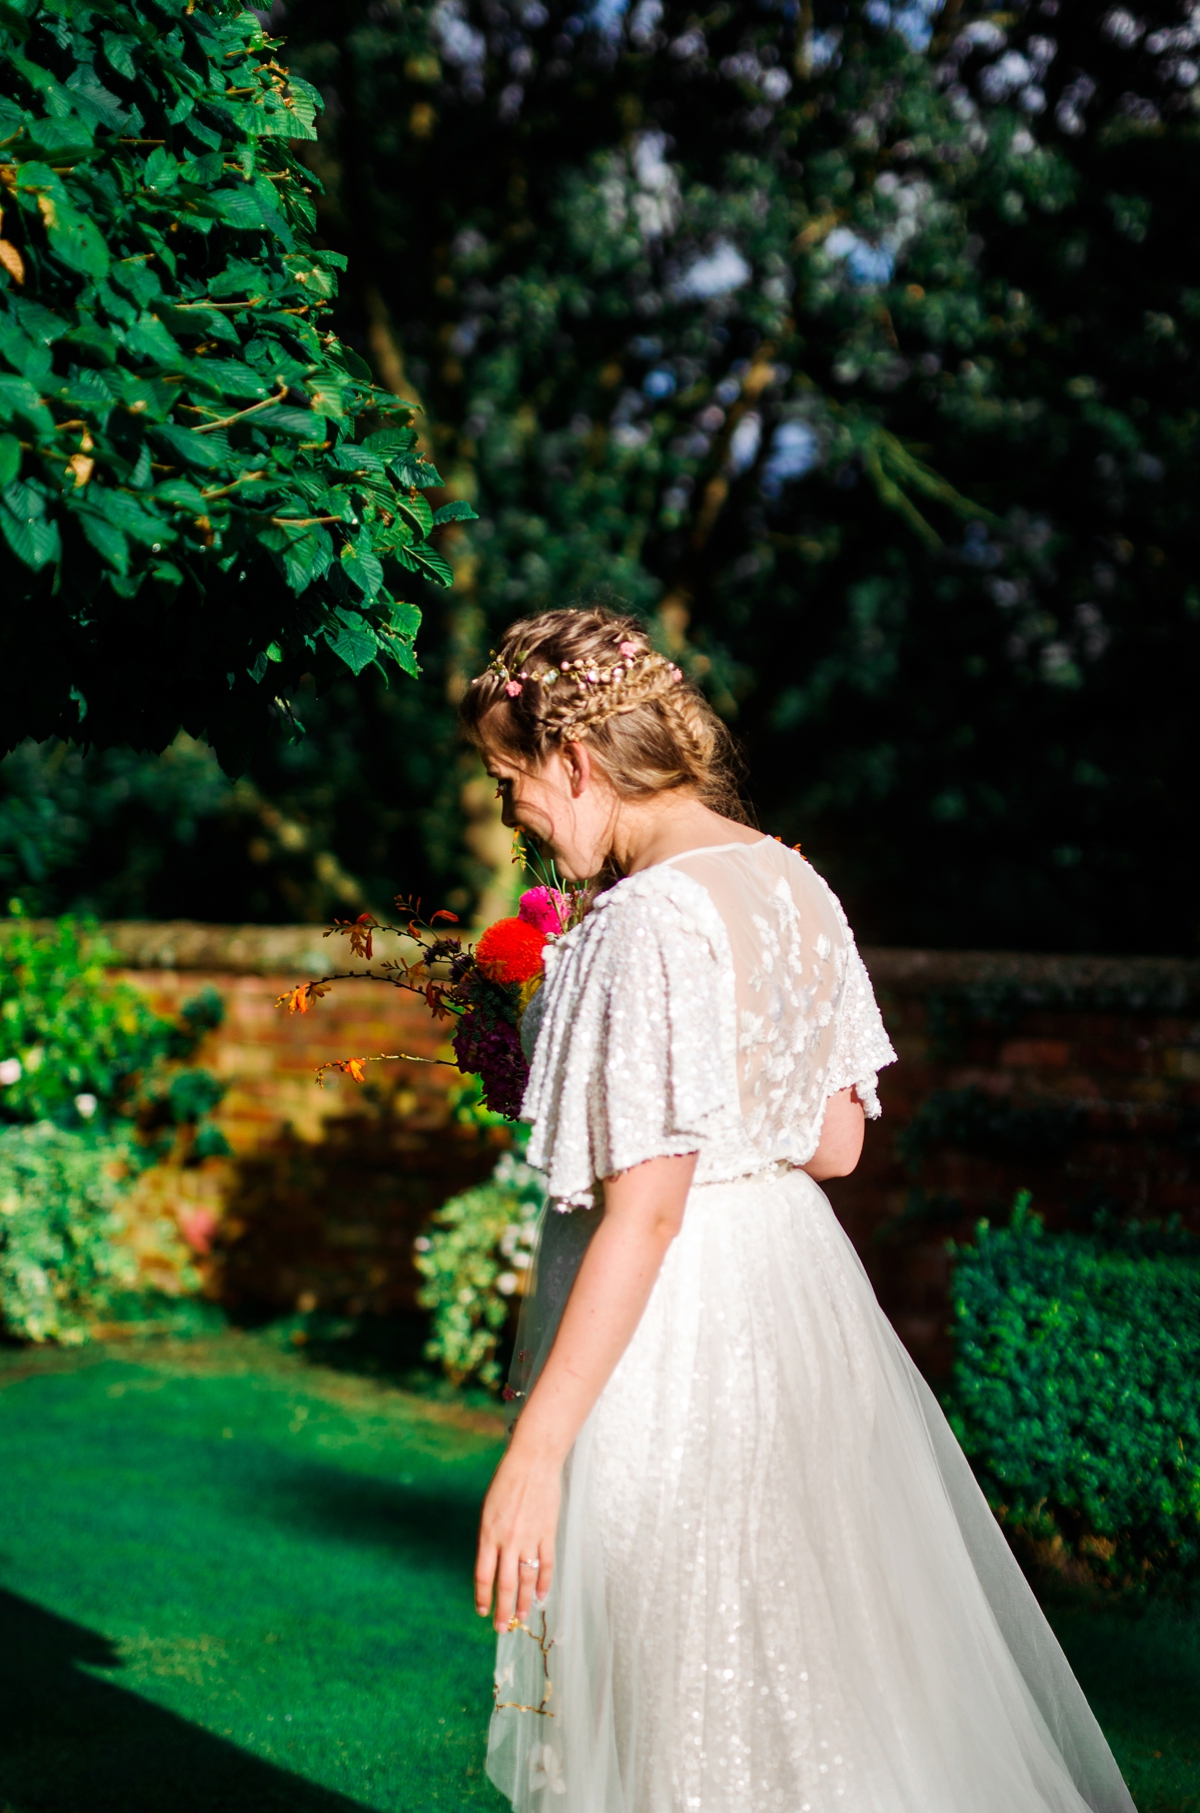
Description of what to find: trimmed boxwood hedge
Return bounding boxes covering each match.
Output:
[950,1195,1200,1589]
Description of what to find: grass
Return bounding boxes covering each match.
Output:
[0,1335,508,1813]
[1047,1597,1200,1813]
[0,1334,1197,1813]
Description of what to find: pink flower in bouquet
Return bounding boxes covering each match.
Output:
[518,886,569,936]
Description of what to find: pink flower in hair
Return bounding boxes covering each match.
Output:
[519,886,570,935]
[504,679,523,697]
[618,640,638,658]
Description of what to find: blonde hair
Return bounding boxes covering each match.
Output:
[459,606,753,823]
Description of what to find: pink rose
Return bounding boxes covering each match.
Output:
[518,886,569,935]
[504,679,523,697]
[618,640,638,658]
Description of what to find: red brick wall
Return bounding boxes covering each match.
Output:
[108,926,504,1318]
[102,927,1200,1372]
[827,951,1200,1374]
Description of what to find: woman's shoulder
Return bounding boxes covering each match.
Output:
[544,865,726,981]
[590,862,727,943]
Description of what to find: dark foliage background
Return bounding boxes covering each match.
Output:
[3,0,1197,951]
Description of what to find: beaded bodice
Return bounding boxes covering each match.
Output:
[520,840,896,1207]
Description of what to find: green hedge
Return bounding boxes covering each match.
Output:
[950,1196,1200,1588]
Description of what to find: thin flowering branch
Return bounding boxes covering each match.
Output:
[274,855,585,1117]
[277,960,459,1009]
[315,1051,452,1086]
[330,911,376,960]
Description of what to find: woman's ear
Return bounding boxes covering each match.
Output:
[564,739,592,798]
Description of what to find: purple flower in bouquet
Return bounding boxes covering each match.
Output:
[451,977,529,1119]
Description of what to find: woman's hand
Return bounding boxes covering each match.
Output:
[475,1441,563,1631]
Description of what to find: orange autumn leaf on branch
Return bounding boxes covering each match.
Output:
[314,1055,372,1087]
[314,1051,431,1086]
[323,914,379,960]
[277,981,331,1014]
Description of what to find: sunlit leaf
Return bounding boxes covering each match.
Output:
[340,540,384,600]
[254,403,321,437]
[326,607,379,675]
[432,499,477,526]
[408,543,454,587]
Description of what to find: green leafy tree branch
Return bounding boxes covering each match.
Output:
[0,0,472,768]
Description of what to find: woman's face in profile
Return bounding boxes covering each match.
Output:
[480,717,615,881]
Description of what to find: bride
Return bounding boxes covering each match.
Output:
[461,607,1134,1813]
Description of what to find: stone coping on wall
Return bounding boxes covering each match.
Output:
[861,947,1200,1009]
[9,920,1198,1003]
[9,919,423,978]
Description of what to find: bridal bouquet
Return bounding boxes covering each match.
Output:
[278,869,579,1119]
[449,884,570,1116]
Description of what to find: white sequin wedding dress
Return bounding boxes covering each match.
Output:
[487,839,1135,1813]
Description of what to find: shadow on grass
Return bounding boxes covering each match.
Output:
[0,1589,377,1813]
[250,1458,487,1577]
[1047,1592,1200,1813]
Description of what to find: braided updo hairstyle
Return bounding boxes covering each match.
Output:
[459,606,753,824]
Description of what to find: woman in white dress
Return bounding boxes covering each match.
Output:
[461,607,1135,1813]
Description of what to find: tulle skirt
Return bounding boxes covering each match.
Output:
[487,1168,1135,1813]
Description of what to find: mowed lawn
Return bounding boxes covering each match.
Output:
[0,1338,508,1813]
[0,1336,1197,1813]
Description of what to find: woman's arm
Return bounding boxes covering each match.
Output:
[475,1150,697,1631]
[801,1086,864,1181]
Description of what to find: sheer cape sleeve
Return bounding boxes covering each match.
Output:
[521,867,733,1208]
[664,841,896,1163]
[825,940,895,1120]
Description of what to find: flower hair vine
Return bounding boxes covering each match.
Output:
[472,640,684,705]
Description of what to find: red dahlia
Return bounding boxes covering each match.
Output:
[474,916,547,986]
